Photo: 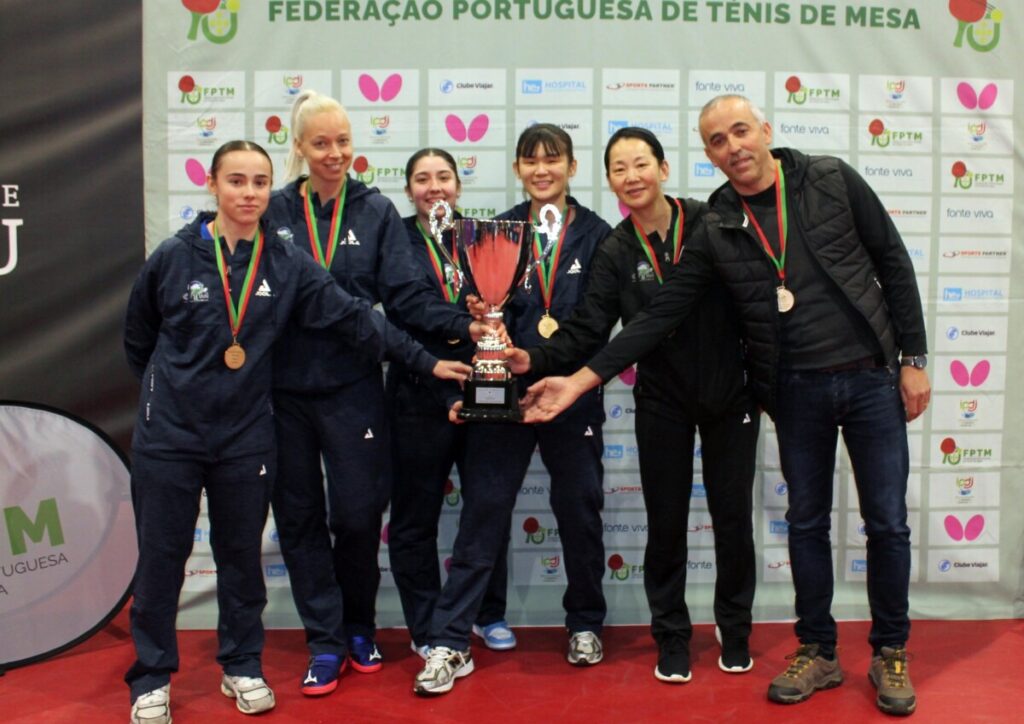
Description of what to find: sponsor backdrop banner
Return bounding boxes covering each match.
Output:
[143,3,1023,627]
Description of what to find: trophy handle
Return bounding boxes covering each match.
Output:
[428,200,464,295]
[524,203,563,292]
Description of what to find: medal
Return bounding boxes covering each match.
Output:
[212,220,264,370]
[224,342,246,369]
[777,286,795,313]
[740,161,792,314]
[537,314,559,338]
[416,218,460,303]
[303,179,347,269]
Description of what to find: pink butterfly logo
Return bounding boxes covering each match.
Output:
[944,514,985,542]
[185,158,207,186]
[358,73,402,102]
[445,113,489,143]
[956,82,997,110]
[618,365,637,386]
[950,360,990,387]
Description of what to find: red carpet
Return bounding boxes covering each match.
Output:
[3,608,1021,723]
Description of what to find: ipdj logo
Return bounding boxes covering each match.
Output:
[956,476,975,497]
[949,1,1003,52]
[950,359,990,387]
[445,114,489,143]
[541,555,561,578]
[183,0,239,45]
[956,81,997,110]
[370,115,390,136]
[886,79,906,103]
[283,74,303,95]
[196,116,216,138]
[944,513,985,542]
[359,73,402,102]
[457,155,477,177]
[264,116,288,145]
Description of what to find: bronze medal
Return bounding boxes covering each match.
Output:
[224,342,246,370]
[537,314,559,338]
[777,286,795,313]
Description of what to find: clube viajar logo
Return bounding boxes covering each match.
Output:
[949,0,1003,52]
[183,0,239,44]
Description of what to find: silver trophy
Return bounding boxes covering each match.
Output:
[430,200,562,422]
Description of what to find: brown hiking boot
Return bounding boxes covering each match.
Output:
[767,644,843,704]
[869,646,916,716]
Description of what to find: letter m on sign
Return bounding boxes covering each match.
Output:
[5,498,64,555]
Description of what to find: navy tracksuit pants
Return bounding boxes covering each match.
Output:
[386,372,509,647]
[125,451,273,702]
[634,403,760,652]
[271,380,389,656]
[427,397,607,650]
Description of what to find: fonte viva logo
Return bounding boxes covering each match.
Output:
[940,436,993,465]
[264,116,288,145]
[784,75,840,105]
[183,0,239,44]
[177,75,236,105]
[867,119,923,147]
[4,498,65,556]
[283,74,303,94]
[949,0,1003,52]
[950,160,1004,189]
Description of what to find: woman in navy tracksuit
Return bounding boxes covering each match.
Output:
[413,124,612,695]
[519,127,759,684]
[265,91,481,695]
[123,141,467,724]
[385,148,513,658]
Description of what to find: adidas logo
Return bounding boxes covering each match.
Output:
[364,428,374,439]
[743,413,751,424]
[255,278,272,297]
[344,229,360,246]
[259,464,267,476]
[584,426,594,437]
[567,258,582,274]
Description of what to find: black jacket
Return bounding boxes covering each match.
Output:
[588,149,927,417]
[530,197,751,422]
[124,213,437,460]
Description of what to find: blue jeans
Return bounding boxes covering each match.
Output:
[774,365,911,653]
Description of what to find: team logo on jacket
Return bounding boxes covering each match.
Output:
[567,258,582,274]
[255,279,273,297]
[342,229,360,246]
[634,262,655,283]
[184,280,210,302]
[276,226,294,242]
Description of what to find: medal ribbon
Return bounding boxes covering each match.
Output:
[739,160,788,284]
[212,220,264,340]
[415,219,458,303]
[630,197,685,285]
[529,207,570,314]
[302,180,348,269]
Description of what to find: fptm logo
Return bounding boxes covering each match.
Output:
[950,160,1004,189]
[523,517,546,544]
[183,0,239,45]
[867,119,923,147]
[443,479,461,506]
[949,1,1003,52]
[264,116,289,145]
[607,553,640,581]
[939,436,992,465]
[784,75,840,105]
[177,75,236,105]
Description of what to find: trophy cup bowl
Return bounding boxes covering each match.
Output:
[429,201,561,422]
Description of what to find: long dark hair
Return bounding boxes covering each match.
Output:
[515,123,574,164]
[404,147,460,190]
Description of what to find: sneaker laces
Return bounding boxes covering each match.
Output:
[572,631,598,653]
[424,646,455,674]
[781,645,818,678]
[882,648,911,688]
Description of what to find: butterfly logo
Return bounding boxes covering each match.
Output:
[445,113,489,143]
[358,73,402,102]
[956,81,997,110]
[950,360,990,387]
[944,514,985,542]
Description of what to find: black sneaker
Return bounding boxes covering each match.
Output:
[655,649,692,684]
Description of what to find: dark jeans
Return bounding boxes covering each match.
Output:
[427,397,606,649]
[635,403,759,652]
[774,365,911,653]
[125,451,273,702]
[387,399,509,647]
[272,381,389,656]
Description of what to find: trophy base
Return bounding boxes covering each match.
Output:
[458,378,522,423]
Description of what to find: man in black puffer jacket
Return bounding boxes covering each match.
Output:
[520,95,930,717]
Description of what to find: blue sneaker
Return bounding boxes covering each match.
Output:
[411,641,431,660]
[472,620,517,651]
[349,635,384,673]
[301,654,345,696]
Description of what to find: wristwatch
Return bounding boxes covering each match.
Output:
[900,355,928,369]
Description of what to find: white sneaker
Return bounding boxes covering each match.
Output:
[130,684,171,724]
[472,620,517,650]
[411,641,431,660]
[220,675,276,715]
[413,646,474,695]
[567,631,603,666]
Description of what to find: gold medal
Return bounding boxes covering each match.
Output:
[224,342,246,370]
[537,313,559,338]
[777,286,795,313]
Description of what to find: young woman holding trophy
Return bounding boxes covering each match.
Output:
[508,127,760,684]
[413,124,613,696]
[386,148,515,659]
[264,92,488,697]
[123,140,470,724]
